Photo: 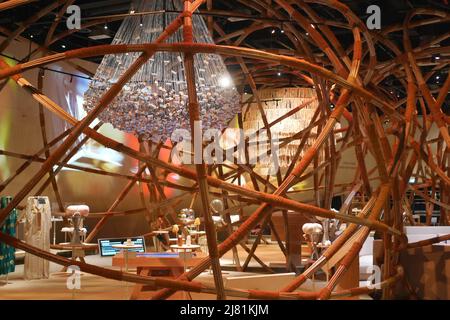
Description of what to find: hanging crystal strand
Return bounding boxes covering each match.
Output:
[243,87,325,173]
[83,0,240,143]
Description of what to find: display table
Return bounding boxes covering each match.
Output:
[53,242,98,251]
[112,252,205,300]
[189,230,206,242]
[170,244,201,299]
[189,230,207,252]
[170,244,201,261]
[170,245,201,271]
[112,244,142,272]
[52,242,98,274]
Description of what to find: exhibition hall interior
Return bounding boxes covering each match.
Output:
[0,0,448,301]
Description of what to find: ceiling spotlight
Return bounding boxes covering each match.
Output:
[104,24,108,30]
[436,75,440,79]
[219,75,232,88]
[271,29,276,34]
[277,72,281,76]
[30,35,34,38]
[61,44,66,49]
[130,9,135,14]
[306,32,309,36]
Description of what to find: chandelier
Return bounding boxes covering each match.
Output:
[242,87,341,174]
[83,0,241,143]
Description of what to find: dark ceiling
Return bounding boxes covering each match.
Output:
[1,0,449,111]
[3,0,449,59]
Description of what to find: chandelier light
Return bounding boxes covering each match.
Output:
[242,87,341,173]
[83,0,241,142]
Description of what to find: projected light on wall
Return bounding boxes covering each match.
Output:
[47,66,132,173]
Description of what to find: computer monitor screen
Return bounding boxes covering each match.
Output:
[97,237,146,256]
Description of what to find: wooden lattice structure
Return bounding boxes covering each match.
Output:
[0,0,449,300]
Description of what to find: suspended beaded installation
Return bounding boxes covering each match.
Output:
[83,0,241,142]
[243,88,341,172]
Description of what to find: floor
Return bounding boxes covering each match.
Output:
[0,243,365,300]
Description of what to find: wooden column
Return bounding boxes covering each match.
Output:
[182,0,226,300]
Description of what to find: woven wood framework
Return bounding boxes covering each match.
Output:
[0,0,448,300]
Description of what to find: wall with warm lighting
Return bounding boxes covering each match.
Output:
[0,36,149,242]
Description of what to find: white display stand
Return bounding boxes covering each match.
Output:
[112,244,142,272]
